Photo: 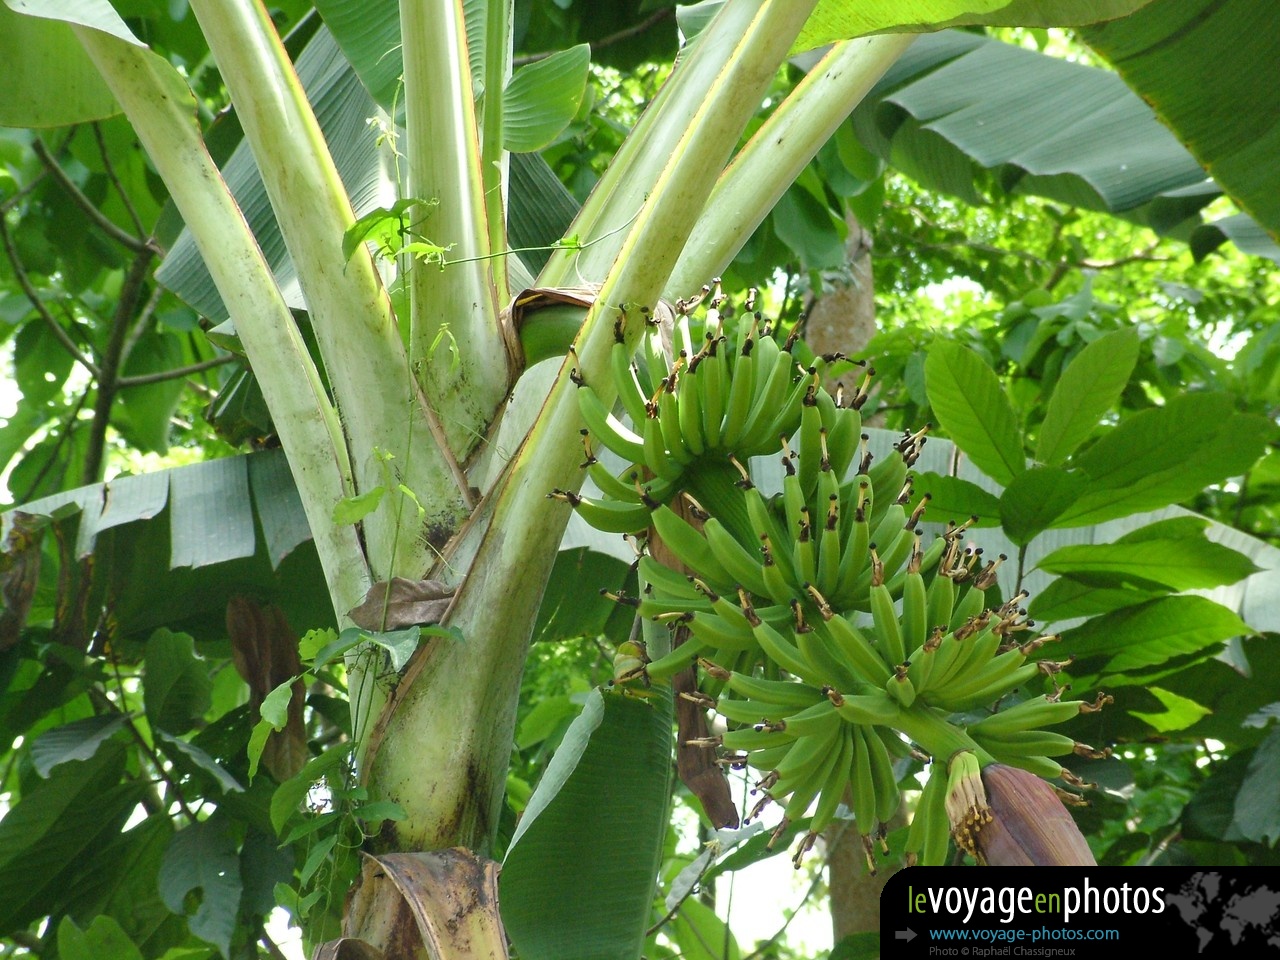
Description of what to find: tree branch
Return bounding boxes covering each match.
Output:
[93,122,148,237]
[32,137,154,254]
[117,352,237,388]
[513,8,673,66]
[118,280,166,373]
[12,391,91,504]
[83,247,155,484]
[0,215,102,378]
[255,919,291,960]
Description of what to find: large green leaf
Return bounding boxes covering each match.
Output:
[532,547,633,644]
[924,340,1024,484]
[30,714,127,776]
[907,472,1002,527]
[501,688,673,960]
[312,0,401,109]
[671,898,742,960]
[157,817,243,958]
[1055,394,1272,527]
[57,916,145,960]
[169,458,257,569]
[504,45,591,153]
[1027,576,1164,622]
[1061,595,1250,673]
[1081,0,1280,243]
[144,629,213,735]
[0,742,146,931]
[793,0,1158,52]
[1,449,333,638]
[1034,327,1139,464]
[1233,727,1280,845]
[155,20,576,323]
[1037,536,1261,591]
[998,465,1086,545]
[848,29,1275,262]
[0,0,132,126]
[1191,213,1280,264]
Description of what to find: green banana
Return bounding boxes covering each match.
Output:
[936,661,1045,713]
[738,340,795,451]
[641,413,683,482]
[849,723,880,833]
[700,335,727,445]
[949,582,988,632]
[870,563,906,666]
[747,365,810,460]
[974,729,1079,759]
[658,380,694,467]
[830,688,901,725]
[773,708,842,776]
[793,510,818,587]
[797,390,823,500]
[776,727,845,848]
[865,449,908,531]
[550,489,650,534]
[743,742,795,771]
[720,334,757,448]
[815,612,893,686]
[576,384,646,463]
[901,547,929,656]
[816,493,844,600]
[825,404,862,480]
[917,762,952,866]
[638,555,701,602]
[968,692,1111,738]
[713,697,794,725]
[793,604,862,691]
[686,610,758,652]
[701,516,773,600]
[643,635,710,681]
[746,599,822,683]
[925,570,956,639]
[833,483,872,609]
[885,666,917,708]
[760,534,801,606]
[994,753,1065,781]
[720,725,796,752]
[649,505,731,587]
[864,716,903,823]
[611,339,650,428]
[720,671,828,710]
[808,726,856,836]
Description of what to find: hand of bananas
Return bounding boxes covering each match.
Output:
[552,283,1109,868]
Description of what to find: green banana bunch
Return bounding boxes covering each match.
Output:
[559,284,1111,867]
[571,283,811,502]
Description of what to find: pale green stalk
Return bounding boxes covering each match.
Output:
[400,0,511,459]
[367,0,821,849]
[189,0,469,582]
[537,0,779,287]
[895,704,984,762]
[70,28,368,620]
[480,0,513,306]
[669,33,916,294]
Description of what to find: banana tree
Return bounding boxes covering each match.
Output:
[2,0,1276,957]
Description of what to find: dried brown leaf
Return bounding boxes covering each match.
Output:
[348,578,455,631]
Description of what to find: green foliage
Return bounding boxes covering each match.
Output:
[501,688,675,960]
[1,3,1279,959]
